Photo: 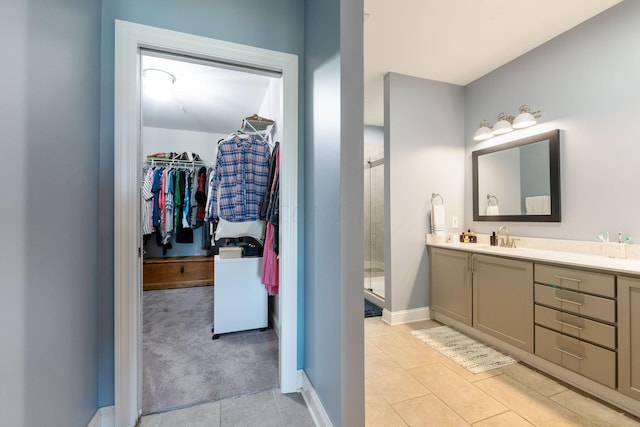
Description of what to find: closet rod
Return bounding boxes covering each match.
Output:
[144,159,214,168]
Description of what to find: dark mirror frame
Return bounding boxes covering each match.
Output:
[472,129,561,222]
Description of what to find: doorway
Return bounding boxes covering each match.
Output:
[139,50,283,414]
[114,21,299,426]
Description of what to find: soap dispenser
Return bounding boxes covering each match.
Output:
[490,231,497,246]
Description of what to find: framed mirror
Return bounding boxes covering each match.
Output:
[472,129,560,222]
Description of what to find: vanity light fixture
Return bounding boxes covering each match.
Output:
[474,104,542,141]
[491,112,514,135]
[473,120,493,141]
[143,68,176,101]
[512,104,541,129]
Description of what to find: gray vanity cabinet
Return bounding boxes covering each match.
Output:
[429,248,472,325]
[618,276,640,400]
[472,254,534,352]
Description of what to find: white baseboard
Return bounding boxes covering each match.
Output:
[382,307,430,325]
[87,405,114,427]
[299,370,333,427]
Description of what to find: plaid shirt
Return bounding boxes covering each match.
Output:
[211,135,270,222]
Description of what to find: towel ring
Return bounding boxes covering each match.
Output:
[487,194,499,206]
[431,193,444,206]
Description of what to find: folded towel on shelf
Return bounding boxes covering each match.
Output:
[525,195,550,215]
[431,204,446,236]
[486,205,500,215]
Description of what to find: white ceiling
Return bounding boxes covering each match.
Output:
[364,0,622,126]
[142,53,277,134]
[141,1,623,133]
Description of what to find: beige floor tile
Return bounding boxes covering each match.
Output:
[393,394,471,427]
[365,317,394,338]
[366,353,431,404]
[408,363,508,424]
[472,411,533,427]
[365,380,408,427]
[436,355,505,383]
[140,401,221,427]
[475,374,599,427]
[549,389,640,427]
[390,319,443,336]
[499,364,566,397]
[366,338,384,356]
[369,331,442,369]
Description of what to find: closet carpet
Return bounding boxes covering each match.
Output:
[143,286,279,415]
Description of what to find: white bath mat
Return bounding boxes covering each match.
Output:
[411,326,516,373]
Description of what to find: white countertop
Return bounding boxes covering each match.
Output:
[427,240,640,276]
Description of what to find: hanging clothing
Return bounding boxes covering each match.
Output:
[210,135,270,222]
[175,170,194,243]
[195,166,207,226]
[151,168,164,231]
[142,168,155,235]
[182,170,192,228]
[261,143,280,295]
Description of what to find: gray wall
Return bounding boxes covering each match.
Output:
[465,1,640,241]
[98,0,305,406]
[520,141,551,213]
[384,73,465,312]
[0,0,101,425]
[304,0,365,424]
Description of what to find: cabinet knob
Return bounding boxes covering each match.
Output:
[180,265,185,274]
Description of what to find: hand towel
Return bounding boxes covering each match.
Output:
[525,195,550,214]
[431,204,446,236]
[486,205,500,215]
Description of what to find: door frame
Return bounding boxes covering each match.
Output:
[114,20,299,426]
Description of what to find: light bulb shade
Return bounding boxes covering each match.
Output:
[513,104,538,129]
[143,69,176,101]
[473,120,493,141]
[512,112,536,129]
[491,113,512,135]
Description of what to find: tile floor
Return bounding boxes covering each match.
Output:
[139,388,314,427]
[365,317,640,427]
[139,317,640,426]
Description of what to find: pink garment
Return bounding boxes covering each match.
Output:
[261,146,280,294]
[261,223,279,295]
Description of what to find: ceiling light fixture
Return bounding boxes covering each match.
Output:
[474,105,542,141]
[143,68,176,101]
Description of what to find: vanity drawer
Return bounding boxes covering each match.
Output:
[535,264,615,298]
[535,325,616,388]
[535,304,615,349]
[534,284,615,323]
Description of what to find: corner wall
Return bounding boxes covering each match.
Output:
[385,73,465,313]
[1,0,102,425]
[465,1,640,241]
[303,0,365,424]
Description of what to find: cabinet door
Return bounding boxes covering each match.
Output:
[618,276,640,400]
[473,254,534,352]
[430,248,472,325]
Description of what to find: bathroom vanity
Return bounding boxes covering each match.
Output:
[428,240,640,417]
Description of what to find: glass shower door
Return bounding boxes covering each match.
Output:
[364,159,385,299]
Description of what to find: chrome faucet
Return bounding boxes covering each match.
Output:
[497,225,511,247]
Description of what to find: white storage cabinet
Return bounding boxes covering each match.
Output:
[213,256,268,338]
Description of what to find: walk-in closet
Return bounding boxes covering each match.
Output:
[140,50,283,415]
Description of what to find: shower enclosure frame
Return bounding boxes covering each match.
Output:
[364,158,385,306]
